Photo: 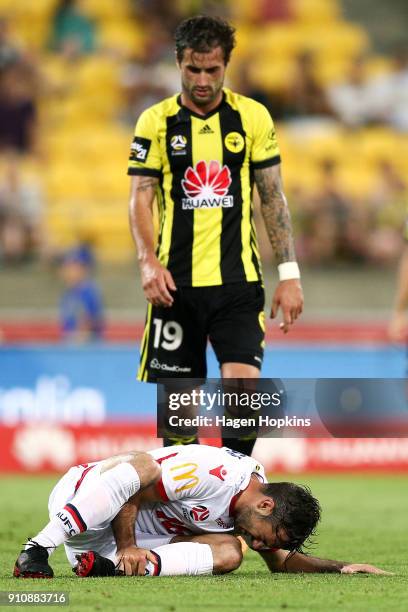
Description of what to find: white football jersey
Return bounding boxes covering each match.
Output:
[136,445,267,537]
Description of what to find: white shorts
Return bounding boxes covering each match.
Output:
[48,464,172,567]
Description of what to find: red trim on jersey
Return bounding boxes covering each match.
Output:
[156,478,169,501]
[64,503,87,532]
[229,490,243,516]
[74,464,96,493]
[156,452,178,465]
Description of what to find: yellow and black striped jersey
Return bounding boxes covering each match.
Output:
[127,88,281,287]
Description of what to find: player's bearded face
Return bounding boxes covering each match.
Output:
[178,46,226,108]
[235,506,280,551]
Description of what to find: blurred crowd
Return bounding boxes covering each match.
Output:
[0,0,407,269]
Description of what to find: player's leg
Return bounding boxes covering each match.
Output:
[14,453,158,578]
[220,366,260,456]
[163,533,243,575]
[75,533,242,577]
[209,282,265,456]
[13,465,88,578]
[138,288,207,446]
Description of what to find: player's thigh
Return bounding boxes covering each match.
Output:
[136,531,173,549]
[48,466,89,517]
[138,290,207,382]
[49,464,105,519]
[209,282,265,370]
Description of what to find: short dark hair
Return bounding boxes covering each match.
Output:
[174,15,236,65]
[262,482,321,553]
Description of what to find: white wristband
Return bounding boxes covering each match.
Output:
[278,262,300,281]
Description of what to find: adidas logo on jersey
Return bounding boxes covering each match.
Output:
[199,124,214,134]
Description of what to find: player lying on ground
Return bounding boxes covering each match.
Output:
[14,445,389,578]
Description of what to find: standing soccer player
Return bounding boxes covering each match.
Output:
[128,16,303,454]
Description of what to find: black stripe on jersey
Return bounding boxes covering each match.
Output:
[166,109,193,285]
[251,155,281,170]
[128,167,162,178]
[250,218,262,280]
[156,181,165,256]
[219,103,247,283]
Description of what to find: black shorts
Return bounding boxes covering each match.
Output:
[138,282,265,382]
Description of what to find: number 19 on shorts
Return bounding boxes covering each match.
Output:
[152,319,183,351]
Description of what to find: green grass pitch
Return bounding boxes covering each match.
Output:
[0,474,406,611]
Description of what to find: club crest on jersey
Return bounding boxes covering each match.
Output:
[181,161,233,210]
[224,131,245,153]
[171,134,187,155]
[189,505,210,522]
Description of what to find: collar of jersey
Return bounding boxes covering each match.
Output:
[176,90,227,119]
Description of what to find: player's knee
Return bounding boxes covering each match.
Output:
[128,453,161,488]
[212,536,243,574]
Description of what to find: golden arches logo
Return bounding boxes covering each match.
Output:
[170,462,199,493]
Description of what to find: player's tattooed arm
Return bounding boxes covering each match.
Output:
[254,164,296,264]
[133,176,160,194]
[128,175,159,259]
[254,163,303,331]
[128,175,176,307]
[259,549,391,575]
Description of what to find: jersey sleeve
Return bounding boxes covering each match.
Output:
[127,108,162,177]
[250,103,281,169]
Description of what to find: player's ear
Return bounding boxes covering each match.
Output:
[257,497,275,517]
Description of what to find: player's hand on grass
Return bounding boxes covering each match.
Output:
[140,255,176,307]
[271,279,304,333]
[340,563,393,575]
[116,545,158,576]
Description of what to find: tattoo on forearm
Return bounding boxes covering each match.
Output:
[255,166,296,263]
[134,177,159,193]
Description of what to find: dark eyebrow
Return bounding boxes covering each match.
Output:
[186,65,220,73]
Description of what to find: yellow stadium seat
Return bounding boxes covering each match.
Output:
[248,57,293,92]
[281,161,321,192]
[80,0,132,19]
[300,23,370,59]
[10,18,49,48]
[357,129,402,164]
[291,0,341,22]
[0,0,58,18]
[337,164,377,198]
[314,58,352,86]
[250,25,304,59]
[98,19,145,55]
[227,0,261,22]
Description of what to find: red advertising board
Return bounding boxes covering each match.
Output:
[1,424,408,473]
